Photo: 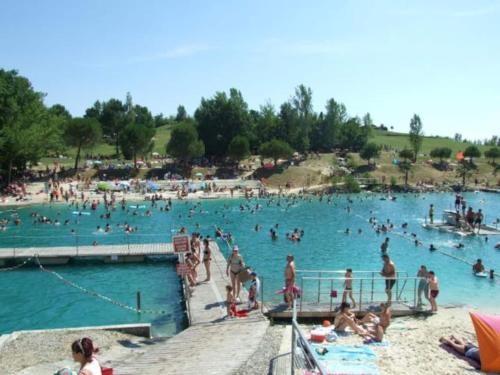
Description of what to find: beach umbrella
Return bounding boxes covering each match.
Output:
[146,181,159,191]
[97,182,111,191]
[470,312,500,372]
[195,172,203,177]
[456,151,464,161]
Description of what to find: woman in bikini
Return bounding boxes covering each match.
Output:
[202,238,212,282]
[226,245,244,300]
[334,302,367,336]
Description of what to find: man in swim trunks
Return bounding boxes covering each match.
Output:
[416,265,429,307]
[428,204,434,224]
[428,271,439,312]
[439,336,480,367]
[380,237,390,253]
[380,254,396,306]
[284,254,296,309]
[475,209,483,234]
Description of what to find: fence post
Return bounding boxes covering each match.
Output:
[359,279,363,312]
[300,277,304,313]
[330,279,333,312]
[413,278,417,308]
[395,277,399,303]
[291,322,296,375]
[317,272,322,303]
[371,272,374,302]
[260,276,264,315]
[136,290,142,312]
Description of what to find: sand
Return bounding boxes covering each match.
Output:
[299,306,492,375]
[0,328,141,375]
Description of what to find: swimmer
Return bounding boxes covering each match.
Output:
[454,243,465,249]
[345,228,350,234]
[429,244,437,251]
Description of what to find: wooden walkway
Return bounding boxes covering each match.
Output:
[0,243,174,261]
[113,241,270,375]
[265,301,417,319]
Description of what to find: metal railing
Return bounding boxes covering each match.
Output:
[261,270,422,312]
[291,300,328,375]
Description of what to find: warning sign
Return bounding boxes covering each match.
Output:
[173,235,190,253]
[176,263,190,276]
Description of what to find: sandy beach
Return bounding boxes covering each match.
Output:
[297,306,492,375]
[0,306,495,374]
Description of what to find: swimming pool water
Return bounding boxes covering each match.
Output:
[1,192,499,335]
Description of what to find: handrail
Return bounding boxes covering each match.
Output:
[301,276,422,281]
[297,270,409,275]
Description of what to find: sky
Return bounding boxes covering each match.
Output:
[1,0,499,140]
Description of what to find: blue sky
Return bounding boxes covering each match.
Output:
[1,0,499,140]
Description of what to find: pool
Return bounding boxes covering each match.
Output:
[1,192,499,334]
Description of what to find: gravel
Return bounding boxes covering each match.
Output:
[233,323,286,375]
[0,329,138,375]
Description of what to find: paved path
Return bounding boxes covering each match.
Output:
[114,241,270,375]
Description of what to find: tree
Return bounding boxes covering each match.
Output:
[195,88,251,157]
[310,98,346,151]
[343,175,361,193]
[0,69,61,183]
[360,142,380,166]
[63,118,102,170]
[166,123,204,162]
[227,136,250,162]
[454,133,462,143]
[259,139,293,166]
[175,105,188,122]
[338,117,368,152]
[409,114,423,162]
[99,98,126,156]
[119,123,155,168]
[484,147,500,164]
[48,104,72,121]
[399,149,414,162]
[464,145,481,164]
[399,161,413,188]
[362,113,374,137]
[430,147,452,164]
[456,161,476,187]
[254,103,280,146]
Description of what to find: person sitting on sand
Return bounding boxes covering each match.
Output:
[362,303,392,342]
[440,335,480,367]
[70,337,102,375]
[472,259,485,274]
[334,302,367,335]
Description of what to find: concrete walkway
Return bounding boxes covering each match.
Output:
[114,241,269,375]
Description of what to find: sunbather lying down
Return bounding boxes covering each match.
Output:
[440,335,480,366]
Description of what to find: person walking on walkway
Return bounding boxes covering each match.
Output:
[226,245,244,301]
[380,254,396,306]
[284,254,296,309]
[202,238,212,282]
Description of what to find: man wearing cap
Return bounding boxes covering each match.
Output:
[226,245,245,301]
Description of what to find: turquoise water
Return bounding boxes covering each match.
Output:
[1,192,499,334]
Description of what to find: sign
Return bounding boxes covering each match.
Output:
[176,263,190,276]
[173,235,190,253]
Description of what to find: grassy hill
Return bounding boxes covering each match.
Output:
[371,129,489,155]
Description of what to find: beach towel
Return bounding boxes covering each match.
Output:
[311,344,377,361]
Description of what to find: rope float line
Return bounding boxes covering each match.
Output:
[34,255,169,315]
[0,257,33,272]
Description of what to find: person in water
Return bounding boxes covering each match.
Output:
[380,237,390,253]
[472,259,485,274]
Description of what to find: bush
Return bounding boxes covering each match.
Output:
[390,176,398,187]
[344,175,361,193]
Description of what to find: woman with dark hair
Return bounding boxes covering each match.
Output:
[71,337,102,375]
[202,238,212,282]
